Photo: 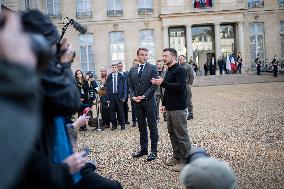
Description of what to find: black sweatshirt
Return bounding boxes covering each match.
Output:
[161,63,187,110]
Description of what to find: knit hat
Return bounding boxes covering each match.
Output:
[180,157,239,189]
[21,10,59,46]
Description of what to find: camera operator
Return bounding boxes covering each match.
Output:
[14,10,122,189]
[180,148,239,189]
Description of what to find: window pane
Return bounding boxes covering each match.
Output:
[80,34,95,72]
[138,0,152,8]
[139,29,155,64]
[280,21,284,33]
[109,31,125,65]
[281,35,284,58]
[193,0,213,9]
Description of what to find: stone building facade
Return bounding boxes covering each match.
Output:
[1,0,284,76]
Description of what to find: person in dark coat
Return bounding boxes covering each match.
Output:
[75,70,89,131]
[271,55,279,77]
[255,54,261,75]
[128,48,159,161]
[237,52,243,74]
[117,62,130,125]
[218,56,226,75]
[106,63,128,130]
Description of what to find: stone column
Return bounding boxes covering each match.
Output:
[238,21,245,60]
[186,24,193,59]
[163,26,169,48]
[214,22,221,75]
[214,22,221,59]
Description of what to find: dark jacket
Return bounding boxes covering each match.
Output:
[106,72,127,101]
[0,60,41,189]
[15,60,80,189]
[161,63,187,111]
[128,63,158,106]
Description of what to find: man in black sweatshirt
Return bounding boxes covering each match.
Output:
[152,48,192,172]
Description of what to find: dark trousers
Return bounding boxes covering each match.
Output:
[135,104,159,153]
[131,100,137,123]
[257,65,261,75]
[74,163,123,189]
[109,94,125,127]
[237,64,242,74]
[101,101,111,126]
[123,99,129,122]
[273,66,278,77]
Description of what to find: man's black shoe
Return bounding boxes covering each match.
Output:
[111,126,117,130]
[132,150,148,158]
[147,152,157,161]
[132,122,137,127]
[121,125,125,130]
[187,116,193,120]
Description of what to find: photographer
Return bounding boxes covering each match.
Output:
[180,148,239,189]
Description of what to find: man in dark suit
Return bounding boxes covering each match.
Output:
[106,63,127,130]
[117,62,130,125]
[128,48,159,161]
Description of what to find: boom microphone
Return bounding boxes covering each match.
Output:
[67,17,88,34]
[57,17,88,44]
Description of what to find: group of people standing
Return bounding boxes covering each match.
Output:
[205,52,244,76]
[74,47,195,171]
[255,54,280,77]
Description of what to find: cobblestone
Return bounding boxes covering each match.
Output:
[78,81,284,189]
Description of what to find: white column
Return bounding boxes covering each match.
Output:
[186,24,193,59]
[214,22,221,60]
[162,26,169,49]
[238,21,245,59]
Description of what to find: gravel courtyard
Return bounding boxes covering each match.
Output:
[78,82,284,189]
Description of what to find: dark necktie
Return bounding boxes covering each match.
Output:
[113,74,117,93]
[138,64,144,78]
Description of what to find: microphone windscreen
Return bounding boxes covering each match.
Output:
[72,20,87,34]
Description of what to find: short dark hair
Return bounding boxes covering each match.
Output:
[163,48,177,58]
[137,48,148,55]
[178,55,186,59]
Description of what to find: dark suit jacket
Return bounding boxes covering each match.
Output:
[128,63,158,106]
[106,72,127,101]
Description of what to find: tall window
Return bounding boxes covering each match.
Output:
[76,0,92,18]
[169,27,186,57]
[280,21,284,60]
[193,0,213,9]
[249,23,265,69]
[46,0,61,19]
[109,31,125,65]
[23,0,39,9]
[138,0,153,14]
[220,24,236,59]
[139,29,155,64]
[79,34,95,73]
[192,26,214,65]
[279,0,284,7]
[248,0,264,8]
[107,0,123,16]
